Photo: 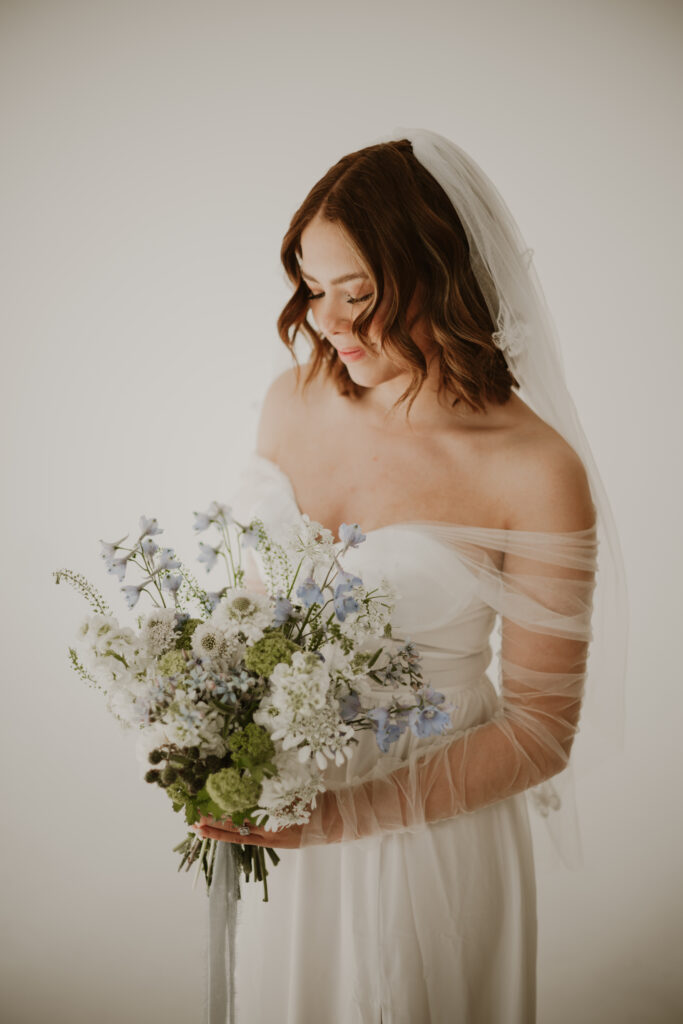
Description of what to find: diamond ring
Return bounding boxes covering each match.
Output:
[238,824,251,836]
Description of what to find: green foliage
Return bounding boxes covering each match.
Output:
[67,647,103,692]
[177,568,213,617]
[53,569,111,615]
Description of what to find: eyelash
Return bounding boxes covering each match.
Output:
[305,289,373,305]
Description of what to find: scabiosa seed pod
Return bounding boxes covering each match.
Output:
[145,769,161,783]
[148,749,164,765]
[162,766,178,784]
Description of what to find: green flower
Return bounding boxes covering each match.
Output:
[243,629,302,678]
[174,617,202,651]
[157,650,187,677]
[205,767,260,815]
[227,722,275,765]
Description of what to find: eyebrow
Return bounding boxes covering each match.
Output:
[299,270,369,285]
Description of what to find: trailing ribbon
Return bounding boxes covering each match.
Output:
[207,842,240,1024]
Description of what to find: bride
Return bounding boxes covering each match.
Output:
[195,131,625,1023]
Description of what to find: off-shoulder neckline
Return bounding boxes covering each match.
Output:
[247,452,598,543]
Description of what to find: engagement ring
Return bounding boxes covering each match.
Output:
[238,824,251,836]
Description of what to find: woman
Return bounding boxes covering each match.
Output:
[196,130,626,1023]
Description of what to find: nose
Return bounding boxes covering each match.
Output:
[314,296,353,338]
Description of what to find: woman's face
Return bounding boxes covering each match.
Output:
[298,213,432,386]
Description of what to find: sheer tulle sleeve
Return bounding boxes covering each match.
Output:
[298,525,599,846]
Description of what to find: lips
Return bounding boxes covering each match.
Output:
[339,348,361,355]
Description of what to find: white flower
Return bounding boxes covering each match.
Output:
[268,651,331,719]
[285,515,337,571]
[191,622,242,668]
[337,575,399,642]
[211,588,273,643]
[254,749,325,828]
[140,608,177,656]
[262,652,356,770]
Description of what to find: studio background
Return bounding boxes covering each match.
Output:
[2,1,681,1022]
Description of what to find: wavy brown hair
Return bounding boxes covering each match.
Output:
[277,138,519,420]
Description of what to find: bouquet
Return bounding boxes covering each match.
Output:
[53,500,454,899]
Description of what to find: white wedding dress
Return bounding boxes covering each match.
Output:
[213,449,587,1024]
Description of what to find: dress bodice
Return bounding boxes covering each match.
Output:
[228,453,502,743]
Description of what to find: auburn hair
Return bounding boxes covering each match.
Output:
[277,138,519,420]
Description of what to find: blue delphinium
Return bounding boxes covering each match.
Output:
[409,704,452,738]
[193,511,212,532]
[157,548,181,571]
[121,583,145,609]
[162,574,183,595]
[338,523,366,548]
[139,516,163,537]
[240,525,259,549]
[338,692,362,722]
[335,570,362,592]
[206,589,228,612]
[297,578,325,607]
[106,557,129,582]
[272,593,295,625]
[368,706,410,753]
[333,588,360,622]
[197,541,220,573]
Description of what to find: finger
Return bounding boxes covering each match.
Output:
[198,824,270,846]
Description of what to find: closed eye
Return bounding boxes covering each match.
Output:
[306,289,373,305]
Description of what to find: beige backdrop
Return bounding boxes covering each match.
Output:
[2,0,681,1021]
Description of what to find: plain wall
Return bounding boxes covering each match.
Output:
[1,0,681,1021]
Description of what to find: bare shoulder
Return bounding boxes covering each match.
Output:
[497,413,596,534]
[255,361,320,461]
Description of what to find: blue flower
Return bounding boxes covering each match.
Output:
[162,574,183,594]
[240,526,259,549]
[334,570,362,594]
[157,547,181,571]
[106,557,129,582]
[197,541,220,573]
[273,594,294,625]
[193,511,212,532]
[410,705,452,738]
[367,707,408,753]
[99,534,127,560]
[297,578,325,607]
[121,584,144,608]
[206,589,227,612]
[141,537,159,556]
[338,692,361,722]
[193,502,233,532]
[206,501,232,524]
[421,686,446,705]
[338,523,366,548]
[333,590,360,622]
[139,516,163,537]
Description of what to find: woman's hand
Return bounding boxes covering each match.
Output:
[193,814,304,849]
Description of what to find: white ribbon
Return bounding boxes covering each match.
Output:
[207,842,240,1024]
